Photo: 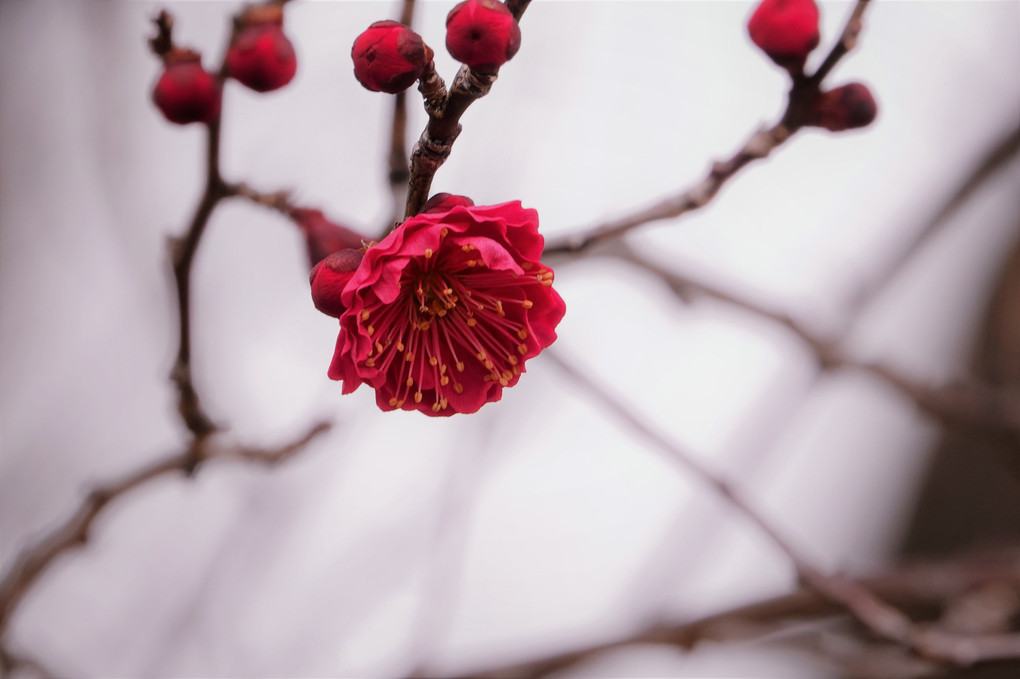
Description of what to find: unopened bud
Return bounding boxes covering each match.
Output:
[152,50,221,125]
[352,21,430,94]
[226,6,297,93]
[421,193,475,214]
[310,249,364,318]
[291,209,366,268]
[747,0,820,72]
[445,0,521,73]
[807,83,878,132]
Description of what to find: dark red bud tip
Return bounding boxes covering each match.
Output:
[226,22,297,93]
[445,0,521,73]
[352,20,429,94]
[152,54,221,125]
[310,249,364,318]
[748,0,820,72]
[808,83,878,132]
[420,193,476,214]
[291,208,367,268]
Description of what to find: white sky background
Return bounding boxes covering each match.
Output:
[1,0,1019,676]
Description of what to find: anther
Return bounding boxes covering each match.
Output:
[522,299,533,309]
[453,382,464,394]
[406,376,414,387]
[424,248,433,259]
[517,329,529,340]
[361,310,371,320]
[414,391,423,403]
[429,356,439,366]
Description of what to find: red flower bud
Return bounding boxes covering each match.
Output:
[310,249,364,318]
[290,208,367,268]
[421,193,475,214]
[807,83,878,132]
[352,21,429,94]
[226,21,297,93]
[747,0,820,71]
[445,0,521,73]
[152,51,221,125]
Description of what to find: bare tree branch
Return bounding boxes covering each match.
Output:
[542,351,1020,671]
[0,421,332,655]
[605,240,1020,451]
[447,547,1020,679]
[403,1,534,217]
[543,0,873,257]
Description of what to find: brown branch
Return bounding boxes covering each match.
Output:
[449,547,1020,679]
[403,1,533,218]
[167,117,229,439]
[807,0,873,88]
[844,122,1020,318]
[228,181,295,216]
[606,241,1020,451]
[543,351,1020,670]
[543,0,873,257]
[0,421,332,650]
[385,0,417,230]
[0,646,58,679]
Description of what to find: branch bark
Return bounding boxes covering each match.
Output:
[403,1,533,218]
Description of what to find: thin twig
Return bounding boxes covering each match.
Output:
[228,181,295,216]
[450,547,1020,679]
[606,241,1020,450]
[544,351,1020,669]
[844,122,1020,318]
[385,0,417,230]
[543,0,873,257]
[403,1,533,218]
[0,421,332,648]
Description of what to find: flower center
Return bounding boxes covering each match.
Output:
[360,239,552,413]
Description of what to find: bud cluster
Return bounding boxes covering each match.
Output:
[747,0,877,132]
[150,2,299,127]
[351,0,522,96]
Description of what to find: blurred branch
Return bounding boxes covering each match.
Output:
[0,421,332,660]
[844,122,1020,318]
[403,1,533,217]
[0,647,57,679]
[228,181,296,216]
[606,240,1020,451]
[385,0,417,231]
[543,0,873,257]
[451,547,1020,679]
[543,351,1020,670]
[807,0,872,87]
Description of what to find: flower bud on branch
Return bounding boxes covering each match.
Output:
[352,20,431,94]
[152,49,222,125]
[290,208,368,268]
[226,4,298,93]
[748,0,820,73]
[310,249,365,319]
[445,0,521,73]
[806,82,878,131]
